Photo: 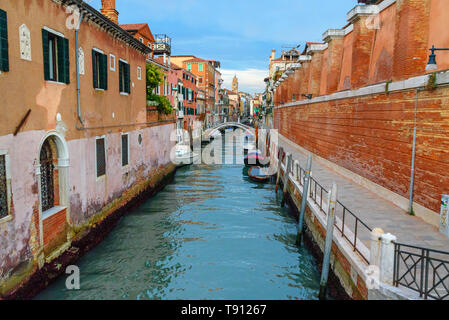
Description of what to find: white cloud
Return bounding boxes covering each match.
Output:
[221,69,268,95]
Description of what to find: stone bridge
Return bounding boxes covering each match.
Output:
[202,122,254,141]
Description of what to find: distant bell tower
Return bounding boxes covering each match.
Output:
[232,75,238,92]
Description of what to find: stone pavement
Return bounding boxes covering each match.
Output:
[277,134,449,252]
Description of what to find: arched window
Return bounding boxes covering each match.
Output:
[40,139,55,212]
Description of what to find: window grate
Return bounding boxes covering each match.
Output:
[40,141,55,212]
[0,155,8,218]
[96,138,106,177]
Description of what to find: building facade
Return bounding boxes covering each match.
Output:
[0,0,175,296]
[273,0,449,229]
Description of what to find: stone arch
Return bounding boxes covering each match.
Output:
[207,122,253,139]
[36,131,71,262]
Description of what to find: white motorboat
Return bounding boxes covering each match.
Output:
[175,145,200,167]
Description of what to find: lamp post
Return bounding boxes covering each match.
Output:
[426,45,449,71]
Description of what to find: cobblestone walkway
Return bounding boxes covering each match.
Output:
[278,134,449,252]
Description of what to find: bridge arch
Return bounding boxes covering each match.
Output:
[205,122,254,139]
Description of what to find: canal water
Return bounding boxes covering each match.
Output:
[36,133,321,300]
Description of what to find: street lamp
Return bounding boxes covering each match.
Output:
[426,45,449,71]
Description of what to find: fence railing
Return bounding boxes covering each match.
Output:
[393,242,449,300]
[272,138,449,299]
[284,153,372,263]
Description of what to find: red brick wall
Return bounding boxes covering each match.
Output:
[43,208,67,253]
[274,87,449,214]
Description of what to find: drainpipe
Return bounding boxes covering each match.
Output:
[408,88,421,215]
[75,12,84,125]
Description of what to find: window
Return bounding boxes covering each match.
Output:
[187,63,191,71]
[110,54,116,71]
[0,153,9,219]
[199,77,203,84]
[42,28,69,83]
[92,49,108,90]
[198,63,203,72]
[183,73,185,80]
[121,134,129,167]
[40,140,55,211]
[96,137,106,177]
[139,37,143,43]
[0,9,9,72]
[119,60,130,94]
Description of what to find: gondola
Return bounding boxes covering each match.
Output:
[244,153,269,167]
[248,166,272,183]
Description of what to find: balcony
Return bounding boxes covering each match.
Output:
[153,34,172,56]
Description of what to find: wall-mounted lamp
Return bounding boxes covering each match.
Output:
[426,45,449,71]
[302,94,312,100]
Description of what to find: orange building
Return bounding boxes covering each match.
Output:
[121,23,155,59]
[0,0,175,297]
[171,56,218,126]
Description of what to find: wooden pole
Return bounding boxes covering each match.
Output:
[297,154,312,246]
[281,153,292,207]
[319,182,338,300]
[275,157,281,193]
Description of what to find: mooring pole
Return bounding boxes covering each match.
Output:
[275,149,282,193]
[281,154,292,207]
[296,154,312,246]
[319,182,338,300]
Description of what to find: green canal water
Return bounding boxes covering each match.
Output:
[36,137,321,300]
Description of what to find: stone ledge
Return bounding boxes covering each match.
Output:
[322,29,345,43]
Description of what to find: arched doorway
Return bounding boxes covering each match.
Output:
[36,131,70,263]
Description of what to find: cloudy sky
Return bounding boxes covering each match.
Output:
[89,0,355,94]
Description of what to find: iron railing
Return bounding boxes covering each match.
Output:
[393,242,449,300]
[280,150,372,263]
[274,144,449,298]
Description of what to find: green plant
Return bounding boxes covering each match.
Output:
[427,72,437,92]
[385,80,392,95]
[146,64,163,100]
[148,93,173,115]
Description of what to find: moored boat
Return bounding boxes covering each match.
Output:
[244,153,270,167]
[248,166,273,183]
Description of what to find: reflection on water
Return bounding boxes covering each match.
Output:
[36,135,321,300]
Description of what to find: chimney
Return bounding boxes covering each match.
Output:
[163,53,167,65]
[101,0,119,24]
[168,56,171,67]
[271,49,276,60]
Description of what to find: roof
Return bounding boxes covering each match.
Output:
[63,0,150,55]
[184,57,208,63]
[120,23,155,42]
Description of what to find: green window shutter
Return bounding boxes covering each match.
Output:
[119,61,123,92]
[99,53,107,90]
[103,54,108,90]
[57,36,65,82]
[42,29,50,80]
[92,50,98,88]
[0,9,8,72]
[124,63,130,93]
[63,38,69,84]
[57,37,69,84]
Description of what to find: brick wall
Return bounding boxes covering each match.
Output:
[42,208,67,255]
[274,86,449,214]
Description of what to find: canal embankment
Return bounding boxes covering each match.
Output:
[266,130,425,300]
[2,163,177,300]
